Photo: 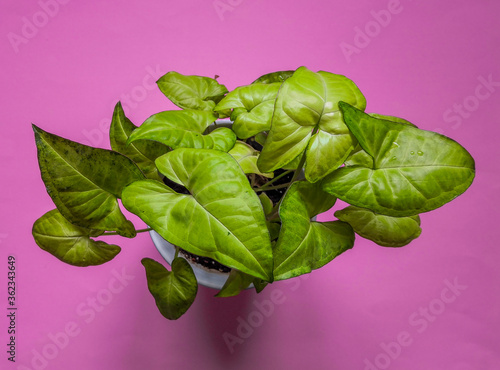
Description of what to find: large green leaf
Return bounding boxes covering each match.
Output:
[122,149,273,281]
[33,125,144,237]
[156,71,228,111]
[273,181,354,280]
[127,110,235,152]
[228,141,273,178]
[252,70,294,84]
[109,102,169,181]
[257,66,366,182]
[33,209,121,266]
[322,102,475,217]
[214,83,281,139]
[335,206,421,247]
[142,257,198,320]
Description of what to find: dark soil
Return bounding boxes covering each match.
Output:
[179,249,231,273]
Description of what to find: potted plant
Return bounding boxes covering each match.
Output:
[32,67,475,320]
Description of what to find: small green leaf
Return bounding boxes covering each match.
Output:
[229,141,273,178]
[257,66,366,182]
[33,125,144,237]
[258,192,273,215]
[142,257,198,320]
[335,206,421,247]
[33,209,121,266]
[122,149,273,281]
[109,102,168,181]
[258,193,280,241]
[252,70,294,84]
[216,269,254,297]
[273,181,354,280]
[323,103,475,216]
[214,83,281,139]
[344,144,374,168]
[127,110,235,152]
[157,71,228,111]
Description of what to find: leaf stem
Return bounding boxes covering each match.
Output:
[255,169,293,191]
[101,227,153,236]
[256,182,291,192]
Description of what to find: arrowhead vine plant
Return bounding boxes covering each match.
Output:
[32,67,475,320]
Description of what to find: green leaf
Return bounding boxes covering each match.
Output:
[215,269,254,297]
[109,102,169,181]
[258,192,273,215]
[257,66,366,182]
[33,209,121,266]
[228,141,273,178]
[335,206,421,247]
[273,181,354,280]
[214,83,280,139]
[252,278,268,293]
[142,257,198,320]
[156,71,228,111]
[369,113,417,128]
[33,125,144,237]
[258,192,280,240]
[255,132,268,147]
[122,149,273,281]
[252,70,294,84]
[344,113,416,167]
[322,102,476,217]
[344,144,374,168]
[127,110,235,152]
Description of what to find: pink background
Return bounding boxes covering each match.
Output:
[1,0,499,369]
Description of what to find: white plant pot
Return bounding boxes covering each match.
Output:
[149,230,231,290]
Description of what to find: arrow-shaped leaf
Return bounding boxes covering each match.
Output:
[335,206,421,247]
[214,83,281,139]
[122,149,273,281]
[33,125,144,237]
[127,110,236,152]
[142,257,198,320]
[33,209,121,266]
[157,71,228,111]
[322,102,475,217]
[110,102,169,181]
[257,66,366,182]
[252,70,294,84]
[273,181,354,280]
[228,141,273,178]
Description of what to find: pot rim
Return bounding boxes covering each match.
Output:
[149,230,231,290]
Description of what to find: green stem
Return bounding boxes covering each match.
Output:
[101,227,153,236]
[174,246,180,259]
[255,169,293,191]
[256,182,291,192]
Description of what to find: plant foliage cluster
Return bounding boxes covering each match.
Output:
[32,67,475,319]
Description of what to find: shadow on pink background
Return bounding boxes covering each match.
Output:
[1,0,499,369]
